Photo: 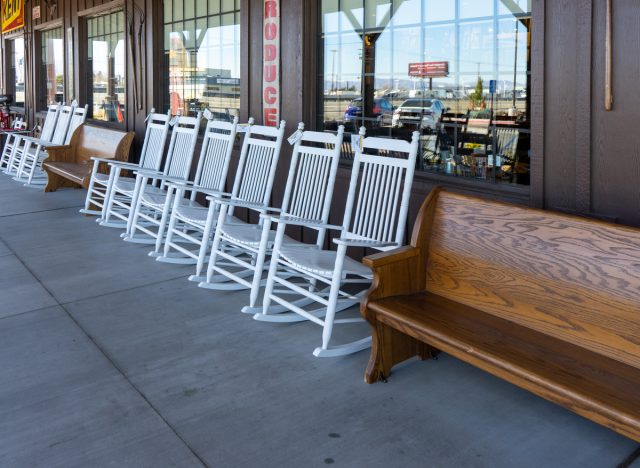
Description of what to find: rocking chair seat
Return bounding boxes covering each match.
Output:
[279,246,372,277]
[114,178,137,193]
[173,203,208,224]
[93,172,110,183]
[222,223,306,250]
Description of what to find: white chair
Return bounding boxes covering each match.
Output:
[201,124,345,317]
[16,105,88,186]
[81,109,171,217]
[180,120,287,284]
[150,116,239,261]
[122,112,204,244]
[96,110,172,227]
[256,128,420,357]
[0,119,29,171]
[4,104,60,176]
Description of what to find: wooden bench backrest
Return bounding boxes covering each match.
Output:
[70,124,134,164]
[420,190,640,368]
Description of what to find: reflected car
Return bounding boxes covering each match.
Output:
[344,97,394,126]
[391,99,446,132]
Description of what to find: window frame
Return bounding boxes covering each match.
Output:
[312,0,541,203]
[36,26,65,111]
[77,2,128,129]
[161,0,242,119]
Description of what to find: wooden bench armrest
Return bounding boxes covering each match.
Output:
[363,245,420,269]
[44,145,73,163]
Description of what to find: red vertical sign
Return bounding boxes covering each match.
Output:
[263,0,280,126]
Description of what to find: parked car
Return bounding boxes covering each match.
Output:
[344,97,394,126]
[392,98,446,132]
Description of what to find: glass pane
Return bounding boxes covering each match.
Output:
[40,27,65,109]
[87,11,126,123]
[164,1,240,118]
[318,0,532,186]
[423,0,455,22]
[12,39,25,107]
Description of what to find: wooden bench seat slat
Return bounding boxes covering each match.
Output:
[426,194,640,369]
[370,293,640,440]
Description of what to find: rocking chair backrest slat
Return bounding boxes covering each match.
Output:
[163,113,202,182]
[344,129,419,250]
[50,105,74,145]
[138,110,172,171]
[284,126,344,223]
[64,105,89,144]
[192,116,238,194]
[40,105,61,142]
[232,120,286,207]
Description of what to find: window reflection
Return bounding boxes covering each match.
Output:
[87,11,126,123]
[11,39,25,107]
[40,28,65,109]
[319,0,532,186]
[163,0,240,120]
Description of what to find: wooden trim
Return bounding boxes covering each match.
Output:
[302,0,318,129]
[77,0,125,18]
[530,0,545,208]
[575,0,593,214]
[604,0,613,111]
[240,0,250,123]
[32,19,63,31]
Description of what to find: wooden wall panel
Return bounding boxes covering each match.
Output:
[590,0,640,227]
[543,0,578,212]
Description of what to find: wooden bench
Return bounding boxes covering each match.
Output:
[42,124,134,192]
[361,188,640,442]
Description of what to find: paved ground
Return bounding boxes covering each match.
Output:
[0,175,639,468]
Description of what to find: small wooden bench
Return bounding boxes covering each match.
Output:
[361,188,640,442]
[43,124,134,192]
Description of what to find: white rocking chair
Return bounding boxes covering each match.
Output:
[201,124,345,315]
[256,128,420,357]
[184,120,287,284]
[151,116,239,262]
[15,105,88,186]
[4,104,61,176]
[96,110,172,227]
[122,112,204,244]
[0,119,29,171]
[81,109,170,217]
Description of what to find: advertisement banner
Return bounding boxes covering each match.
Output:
[408,62,449,78]
[2,0,25,34]
[263,0,280,126]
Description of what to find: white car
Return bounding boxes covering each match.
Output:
[392,99,446,132]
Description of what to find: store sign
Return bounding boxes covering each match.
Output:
[32,6,40,20]
[2,0,25,33]
[408,61,449,78]
[263,0,280,126]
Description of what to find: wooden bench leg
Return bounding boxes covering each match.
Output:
[365,320,438,384]
[44,169,62,192]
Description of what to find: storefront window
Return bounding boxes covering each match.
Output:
[86,11,126,123]
[10,38,25,107]
[39,28,65,109]
[319,0,532,185]
[163,0,241,119]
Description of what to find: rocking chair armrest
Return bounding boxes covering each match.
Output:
[197,188,232,199]
[90,156,118,164]
[134,171,188,186]
[333,238,399,249]
[107,160,142,170]
[167,180,196,189]
[211,198,281,214]
[269,215,344,231]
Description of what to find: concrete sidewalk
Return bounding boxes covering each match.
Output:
[0,176,638,468]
